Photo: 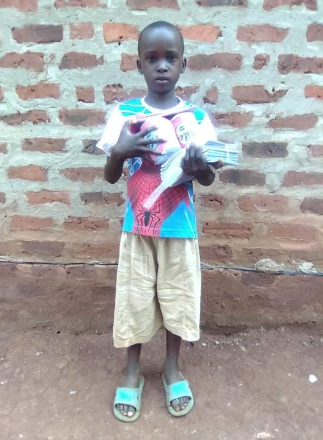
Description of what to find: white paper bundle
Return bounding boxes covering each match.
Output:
[143,141,241,210]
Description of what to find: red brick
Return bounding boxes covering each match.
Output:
[203,221,253,238]
[8,165,48,181]
[196,0,247,5]
[203,87,218,104]
[197,193,226,209]
[282,171,323,187]
[0,192,6,203]
[300,197,323,215]
[0,86,3,101]
[103,23,139,43]
[232,85,287,104]
[12,25,63,44]
[238,194,288,213]
[179,24,221,42]
[309,145,323,157]
[267,223,317,241]
[305,85,323,100]
[76,86,95,103]
[253,54,270,70]
[64,216,109,231]
[278,54,323,75]
[103,84,146,103]
[11,215,54,230]
[268,114,318,130]
[59,52,103,69]
[214,112,253,128]
[22,241,65,257]
[67,242,119,261]
[22,138,66,153]
[0,142,8,154]
[241,272,276,287]
[220,169,266,186]
[263,0,317,10]
[82,139,105,155]
[60,167,103,183]
[103,84,126,102]
[126,0,179,9]
[243,142,288,158]
[175,86,199,101]
[120,53,137,72]
[200,245,233,262]
[80,192,124,206]
[26,191,70,205]
[16,83,60,100]
[1,110,49,125]
[0,0,38,11]
[59,109,105,126]
[237,25,288,42]
[0,52,44,71]
[70,22,94,39]
[188,53,242,70]
[307,23,323,42]
[55,0,104,7]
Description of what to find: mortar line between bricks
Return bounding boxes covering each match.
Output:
[1,259,323,277]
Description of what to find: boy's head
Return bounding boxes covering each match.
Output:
[137,21,186,103]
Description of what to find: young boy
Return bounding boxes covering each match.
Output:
[97,21,222,422]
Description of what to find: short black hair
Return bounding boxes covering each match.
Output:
[138,21,184,55]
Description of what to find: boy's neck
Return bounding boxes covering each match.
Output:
[144,90,179,110]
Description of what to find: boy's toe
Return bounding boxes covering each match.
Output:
[171,398,181,411]
[127,406,135,417]
[179,396,188,409]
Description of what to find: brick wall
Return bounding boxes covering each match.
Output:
[1,0,323,273]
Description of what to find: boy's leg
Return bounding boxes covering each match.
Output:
[116,343,142,417]
[163,330,190,412]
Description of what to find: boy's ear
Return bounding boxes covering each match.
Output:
[181,57,187,74]
[137,58,143,74]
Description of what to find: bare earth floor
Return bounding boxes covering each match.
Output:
[1,327,323,440]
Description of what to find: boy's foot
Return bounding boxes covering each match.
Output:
[163,364,190,412]
[115,365,141,418]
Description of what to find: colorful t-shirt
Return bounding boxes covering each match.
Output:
[97,97,217,239]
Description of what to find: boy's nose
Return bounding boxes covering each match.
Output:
[157,61,168,72]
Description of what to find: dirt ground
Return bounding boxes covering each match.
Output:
[1,326,323,440]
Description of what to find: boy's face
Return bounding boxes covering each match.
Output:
[137,27,186,97]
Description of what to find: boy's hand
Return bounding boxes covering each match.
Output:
[181,144,222,186]
[111,120,165,164]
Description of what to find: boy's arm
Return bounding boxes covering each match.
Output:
[104,120,165,184]
[181,144,222,187]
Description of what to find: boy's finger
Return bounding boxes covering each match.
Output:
[140,137,165,146]
[189,144,198,168]
[123,120,131,132]
[212,160,223,169]
[139,125,159,137]
[195,147,207,166]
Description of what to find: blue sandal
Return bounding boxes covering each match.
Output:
[113,376,145,422]
[162,374,194,417]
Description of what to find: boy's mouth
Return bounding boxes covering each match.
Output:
[155,76,169,82]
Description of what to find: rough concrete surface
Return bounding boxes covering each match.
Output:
[1,326,323,440]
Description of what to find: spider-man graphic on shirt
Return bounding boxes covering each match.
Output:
[97,98,217,239]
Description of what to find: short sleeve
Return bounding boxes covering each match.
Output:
[96,105,126,156]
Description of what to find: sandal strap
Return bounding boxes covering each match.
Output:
[114,387,141,411]
[168,380,193,402]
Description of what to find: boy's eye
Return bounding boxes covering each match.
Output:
[147,56,156,63]
[167,56,176,62]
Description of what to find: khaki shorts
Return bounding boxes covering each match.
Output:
[113,232,201,348]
